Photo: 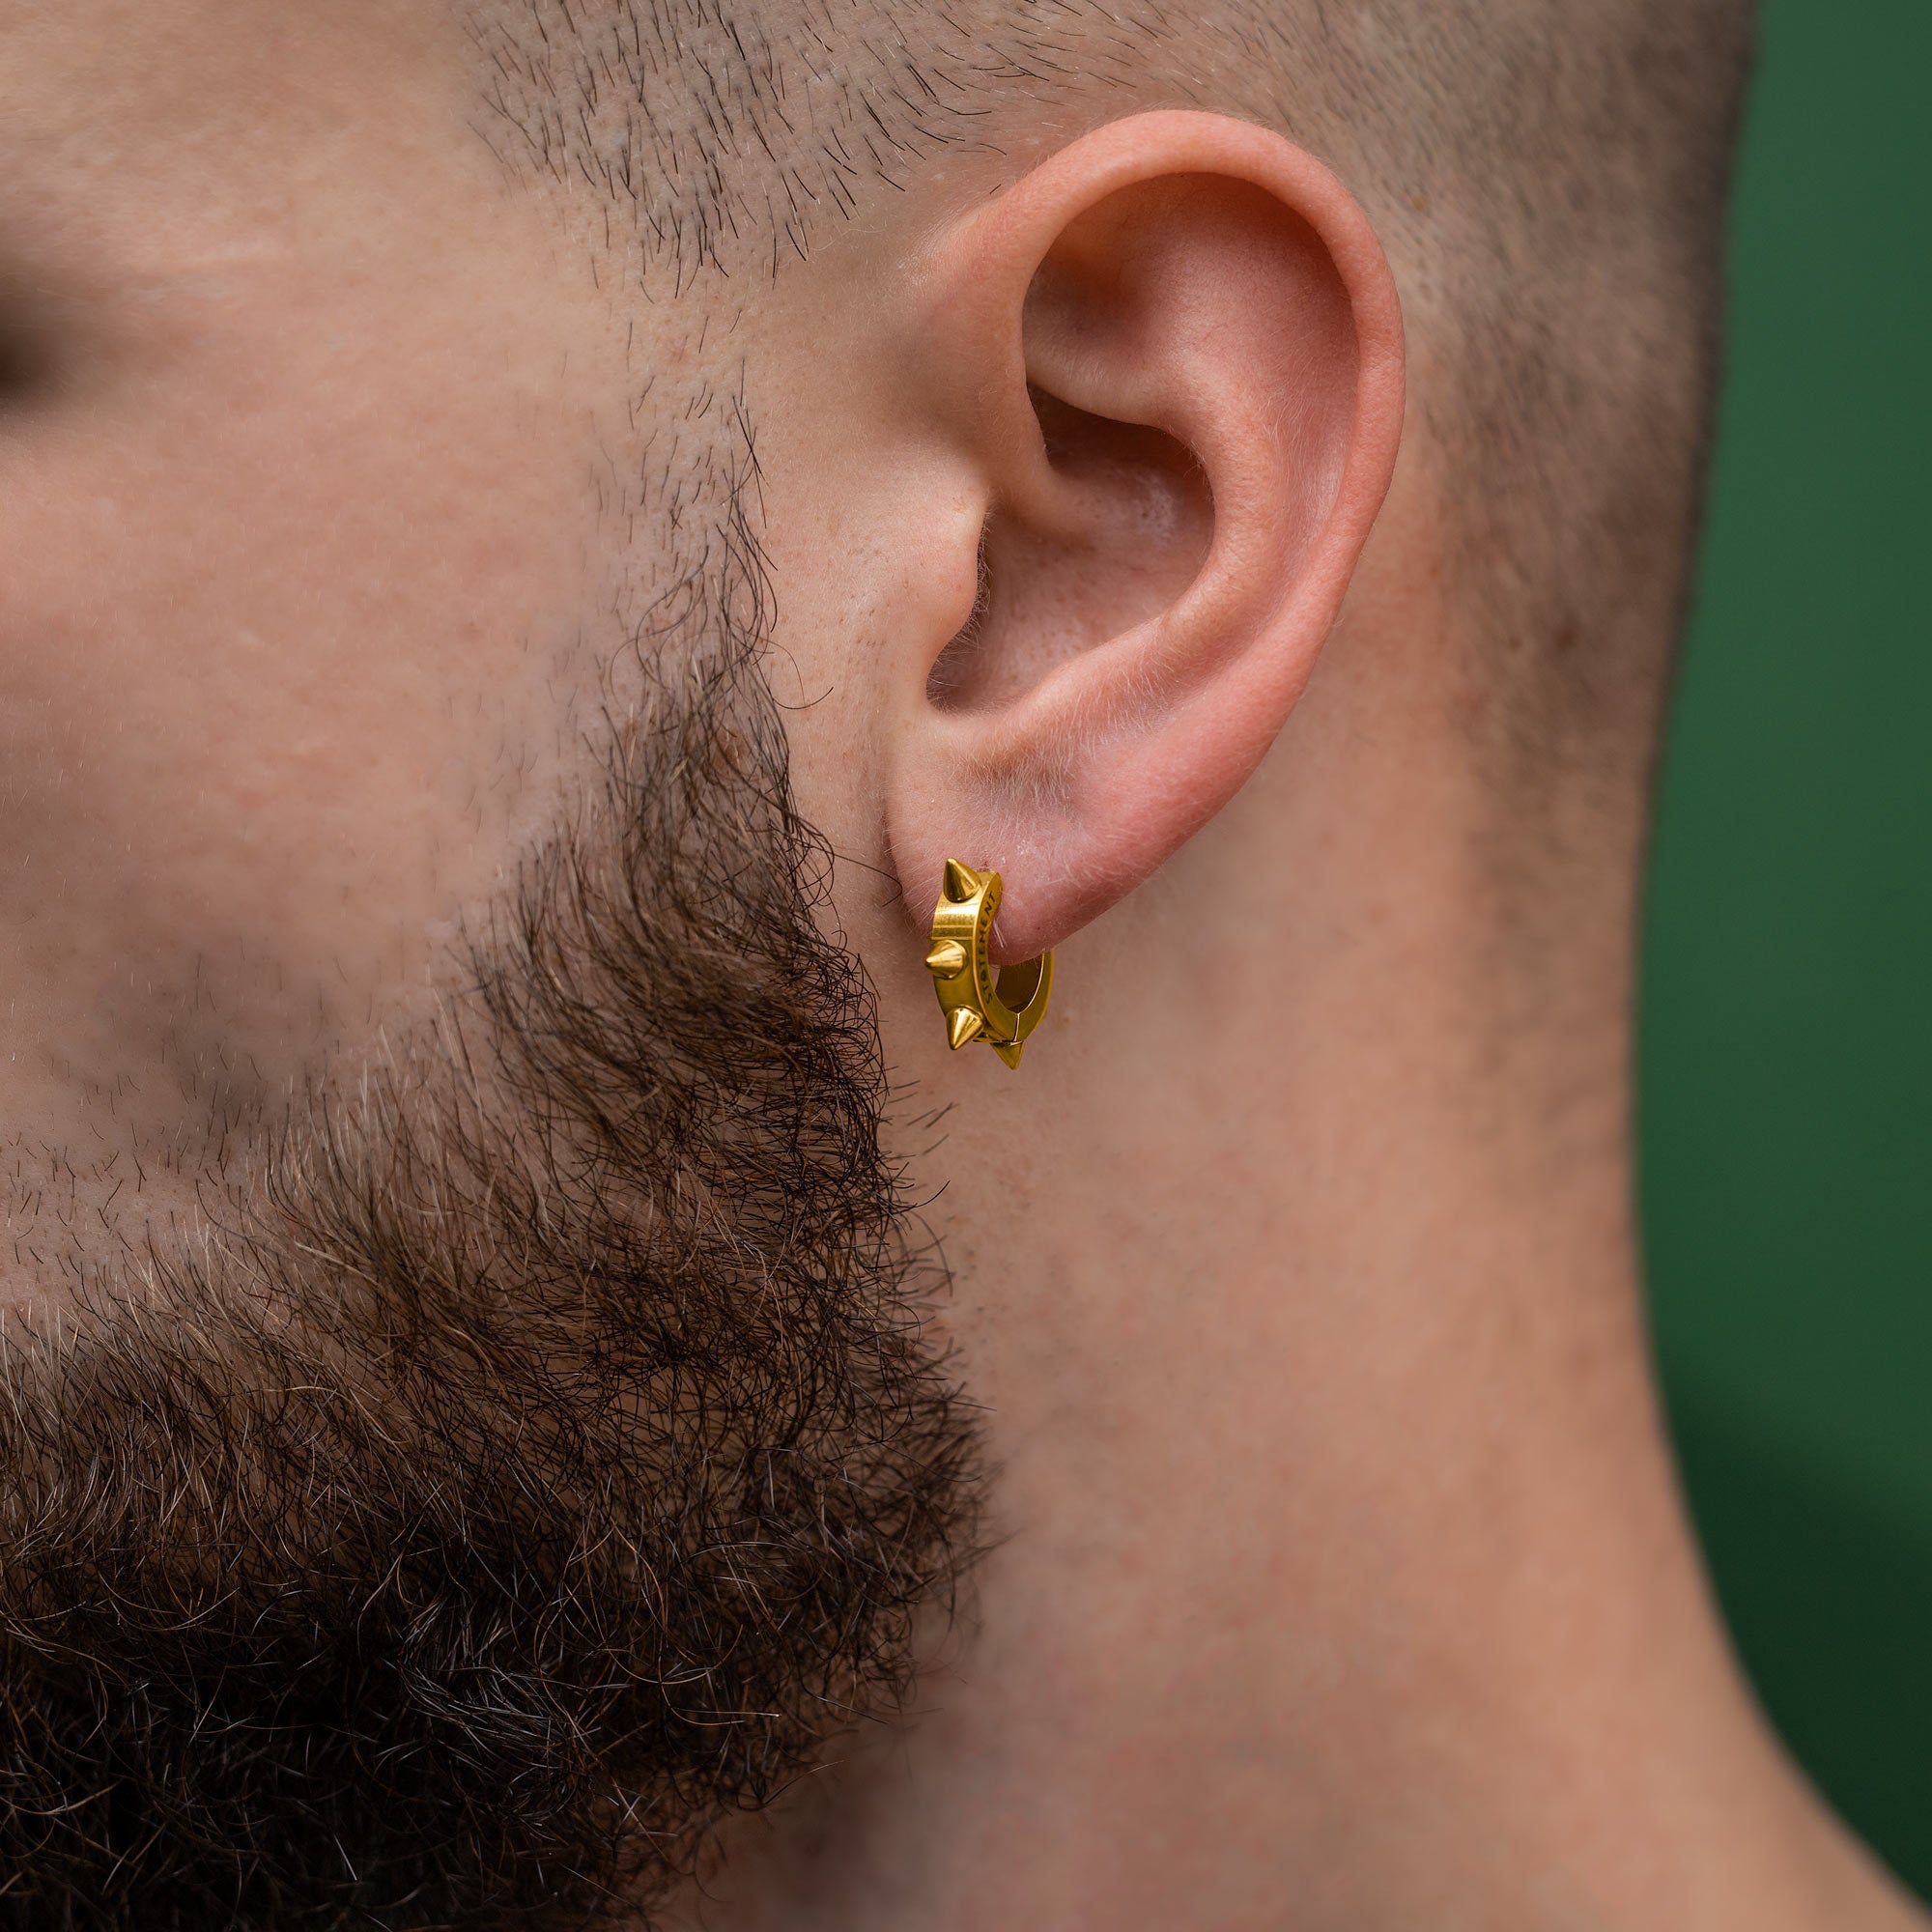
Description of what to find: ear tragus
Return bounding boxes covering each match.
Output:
[925,385,1213,715]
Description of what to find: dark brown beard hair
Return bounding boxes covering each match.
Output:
[0,499,980,1928]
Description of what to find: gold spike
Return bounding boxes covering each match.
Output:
[946,1007,985,1051]
[989,1038,1026,1070]
[942,858,984,902]
[924,939,969,978]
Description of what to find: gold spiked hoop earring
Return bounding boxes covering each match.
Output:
[924,860,1055,1069]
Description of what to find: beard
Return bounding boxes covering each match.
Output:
[0,500,980,1928]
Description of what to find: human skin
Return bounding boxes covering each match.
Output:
[0,2,1924,1928]
[0,1,623,1239]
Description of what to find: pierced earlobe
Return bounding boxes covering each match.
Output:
[925,862,1055,1069]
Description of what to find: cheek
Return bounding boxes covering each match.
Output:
[0,268,606,1107]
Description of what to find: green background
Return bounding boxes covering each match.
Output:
[1639,0,1932,1895]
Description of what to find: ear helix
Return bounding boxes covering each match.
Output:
[924,861,1055,1069]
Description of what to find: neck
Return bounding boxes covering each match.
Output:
[666,710,1918,1932]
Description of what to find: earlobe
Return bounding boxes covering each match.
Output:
[883,111,1404,964]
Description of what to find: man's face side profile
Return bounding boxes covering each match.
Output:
[0,4,985,1920]
[4,4,1855,1932]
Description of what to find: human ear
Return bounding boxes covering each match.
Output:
[883,110,1404,963]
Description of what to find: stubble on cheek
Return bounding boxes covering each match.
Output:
[0,195,659,1321]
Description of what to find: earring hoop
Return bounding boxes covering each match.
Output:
[925,860,1054,1069]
